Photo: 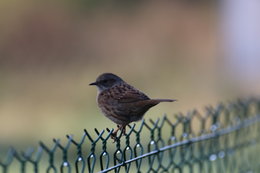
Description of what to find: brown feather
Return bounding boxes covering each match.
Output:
[91,73,177,139]
[98,83,176,125]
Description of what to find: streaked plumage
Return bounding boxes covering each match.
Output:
[90,73,176,139]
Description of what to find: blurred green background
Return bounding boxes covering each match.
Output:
[0,0,259,148]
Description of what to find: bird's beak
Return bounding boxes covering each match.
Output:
[89,82,97,86]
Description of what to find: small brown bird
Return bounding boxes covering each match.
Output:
[90,73,176,139]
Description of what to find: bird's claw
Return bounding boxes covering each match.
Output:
[110,125,127,142]
[111,131,118,142]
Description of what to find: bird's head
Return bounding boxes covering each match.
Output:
[90,73,124,91]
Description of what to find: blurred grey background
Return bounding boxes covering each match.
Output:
[0,0,259,146]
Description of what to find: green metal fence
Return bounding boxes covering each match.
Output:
[1,98,260,173]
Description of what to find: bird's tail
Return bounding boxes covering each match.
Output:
[138,99,177,108]
[153,99,177,102]
[149,99,177,105]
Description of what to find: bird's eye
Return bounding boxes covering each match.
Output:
[103,80,108,83]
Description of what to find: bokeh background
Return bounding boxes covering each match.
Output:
[0,0,259,148]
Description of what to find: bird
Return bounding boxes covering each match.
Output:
[90,73,176,140]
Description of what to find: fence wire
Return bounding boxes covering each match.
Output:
[1,98,260,173]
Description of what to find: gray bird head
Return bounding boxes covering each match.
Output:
[90,73,124,91]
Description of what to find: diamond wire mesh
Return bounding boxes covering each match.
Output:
[0,98,260,173]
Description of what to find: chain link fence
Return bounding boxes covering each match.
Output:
[1,98,260,173]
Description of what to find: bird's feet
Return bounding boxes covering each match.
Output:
[110,125,126,142]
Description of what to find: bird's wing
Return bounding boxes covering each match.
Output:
[111,84,150,103]
[98,83,155,120]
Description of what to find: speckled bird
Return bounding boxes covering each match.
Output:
[90,73,176,139]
